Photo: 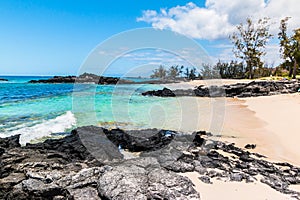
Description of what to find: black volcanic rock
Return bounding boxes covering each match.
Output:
[142,87,176,97]
[25,126,123,162]
[142,80,300,98]
[1,127,300,199]
[98,157,199,200]
[28,73,135,85]
[245,144,256,149]
[0,134,21,149]
[0,78,8,81]
[104,128,175,152]
[0,127,200,199]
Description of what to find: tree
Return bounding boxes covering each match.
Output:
[215,60,246,79]
[150,65,167,78]
[184,67,190,78]
[291,28,300,78]
[189,67,197,80]
[179,65,184,77]
[200,64,218,79]
[278,17,300,79]
[230,17,272,79]
[168,65,180,79]
[278,17,294,77]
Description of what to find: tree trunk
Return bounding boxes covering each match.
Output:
[288,64,293,77]
[293,59,297,79]
[288,57,294,77]
[249,66,254,79]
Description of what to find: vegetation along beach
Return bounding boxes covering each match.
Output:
[1,1,300,199]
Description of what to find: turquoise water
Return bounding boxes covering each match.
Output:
[0,76,178,144]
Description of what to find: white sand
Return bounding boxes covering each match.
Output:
[181,172,293,200]
[243,93,300,166]
[166,81,300,199]
[154,93,300,166]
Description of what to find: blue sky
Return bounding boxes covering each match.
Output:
[1,0,300,76]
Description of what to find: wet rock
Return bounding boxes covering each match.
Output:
[0,134,21,149]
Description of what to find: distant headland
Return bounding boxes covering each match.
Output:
[28,72,186,85]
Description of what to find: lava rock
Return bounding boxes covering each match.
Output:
[26,126,123,162]
[142,80,300,98]
[28,73,134,85]
[199,176,212,184]
[0,134,21,149]
[245,144,256,149]
[142,87,176,97]
[104,128,175,152]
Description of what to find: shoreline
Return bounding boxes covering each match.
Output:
[1,126,300,199]
[1,78,300,199]
[243,94,300,166]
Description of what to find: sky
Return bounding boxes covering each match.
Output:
[1,0,300,76]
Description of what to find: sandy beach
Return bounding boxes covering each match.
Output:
[163,80,300,199]
[165,79,300,165]
[181,172,292,200]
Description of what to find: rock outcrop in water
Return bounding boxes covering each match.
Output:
[28,73,134,85]
[1,126,300,199]
[0,78,8,82]
[28,73,187,85]
[142,80,300,98]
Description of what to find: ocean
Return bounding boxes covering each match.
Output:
[0,76,180,144]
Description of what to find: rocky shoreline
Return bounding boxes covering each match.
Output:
[1,126,300,199]
[142,80,300,98]
[28,73,133,85]
[28,73,184,85]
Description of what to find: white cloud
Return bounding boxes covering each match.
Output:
[137,0,300,40]
[137,0,300,66]
[122,50,190,66]
[137,2,234,40]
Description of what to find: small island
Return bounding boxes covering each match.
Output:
[28,72,186,85]
[28,73,132,84]
[0,78,8,82]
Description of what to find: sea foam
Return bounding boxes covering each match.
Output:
[0,111,76,145]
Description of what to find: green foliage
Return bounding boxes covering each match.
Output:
[200,64,219,79]
[230,17,272,79]
[150,61,276,80]
[279,17,295,77]
[215,60,246,79]
[278,17,300,78]
[189,67,197,80]
[150,65,167,79]
[150,65,199,80]
[167,65,183,79]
